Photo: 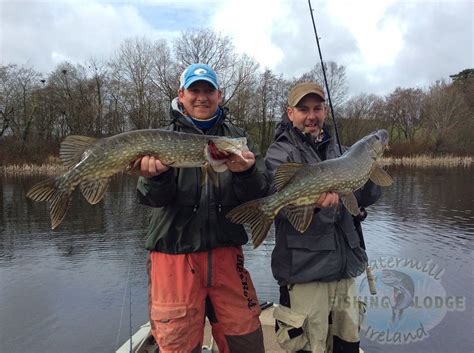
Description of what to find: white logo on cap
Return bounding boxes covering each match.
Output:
[194,68,207,75]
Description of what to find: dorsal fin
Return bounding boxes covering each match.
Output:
[60,135,98,169]
[274,163,305,191]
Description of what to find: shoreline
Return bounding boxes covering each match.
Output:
[380,155,472,168]
[1,155,472,176]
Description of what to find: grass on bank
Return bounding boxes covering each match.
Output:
[380,155,472,168]
[1,155,472,176]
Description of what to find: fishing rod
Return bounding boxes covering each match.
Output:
[307,0,377,295]
[307,0,342,156]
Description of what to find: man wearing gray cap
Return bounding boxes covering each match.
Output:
[265,82,381,353]
[136,63,268,353]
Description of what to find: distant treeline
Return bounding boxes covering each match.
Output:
[1,29,473,164]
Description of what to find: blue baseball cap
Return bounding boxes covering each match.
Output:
[179,63,219,90]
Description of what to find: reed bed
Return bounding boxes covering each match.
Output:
[1,156,66,176]
[380,155,472,168]
[1,154,472,176]
[2,163,67,176]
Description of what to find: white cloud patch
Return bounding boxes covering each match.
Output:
[0,0,172,73]
[212,0,292,70]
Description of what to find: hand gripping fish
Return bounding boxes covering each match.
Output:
[226,129,393,248]
[26,129,248,229]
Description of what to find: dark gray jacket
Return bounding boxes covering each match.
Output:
[265,118,381,285]
[137,102,269,254]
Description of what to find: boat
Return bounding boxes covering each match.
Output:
[116,301,364,353]
[116,301,283,353]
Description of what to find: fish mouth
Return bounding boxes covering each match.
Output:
[207,141,231,160]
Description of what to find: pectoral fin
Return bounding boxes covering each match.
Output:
[370,165,393,186]
[340,192,360,216]
[283,204,314,233]
[80,178,110,204]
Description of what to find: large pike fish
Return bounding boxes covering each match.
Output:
[226,129,393,248]
[27,129,248,229]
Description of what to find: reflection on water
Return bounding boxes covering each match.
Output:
[0,168,473,353]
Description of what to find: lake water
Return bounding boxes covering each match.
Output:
[0,167,473,353]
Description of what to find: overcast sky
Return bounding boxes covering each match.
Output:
[1,0,472,96]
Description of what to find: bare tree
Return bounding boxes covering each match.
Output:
[423,80,470,151]
[297,61,348,111]
[221,54,259,106]
[250,69,288,151]
[173,29,258,108]
[0,65,41,145]
[174,28,234,73]
[149,40,179,106]
[0,64,16,137]
[341,93,385,144]
[86,58,110,134]
[109,37,164,129]
[384,87,425,142]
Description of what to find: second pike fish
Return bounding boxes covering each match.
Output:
[27,129,248,229]
[226,129,393,248]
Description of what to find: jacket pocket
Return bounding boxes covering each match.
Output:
[287,232,338,282]
[273,305,308,351]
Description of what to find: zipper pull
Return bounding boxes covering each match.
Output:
[218,204,222,213]
[193,205,198,212]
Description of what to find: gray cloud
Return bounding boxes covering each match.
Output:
[0,0,471,97]
[272,0,473,97]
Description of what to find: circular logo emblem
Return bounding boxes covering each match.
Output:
[194,68,207,75]
[357,256,465,345]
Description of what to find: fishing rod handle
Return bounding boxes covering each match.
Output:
[366,266,377,295]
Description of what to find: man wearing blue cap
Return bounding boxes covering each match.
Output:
[136,63,268,353]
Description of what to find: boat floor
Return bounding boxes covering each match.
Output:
[117,305,364,353]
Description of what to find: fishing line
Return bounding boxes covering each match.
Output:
[307,0,343,155]
[115,257,133,352]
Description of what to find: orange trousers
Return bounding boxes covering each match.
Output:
[147,246,264,353]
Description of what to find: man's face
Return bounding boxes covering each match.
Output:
[287,94,327,137]
[178,81,222,120]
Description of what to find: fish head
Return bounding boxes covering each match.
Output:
[205,136,249,172]
[364,129,390,160]
[381,269,402,287]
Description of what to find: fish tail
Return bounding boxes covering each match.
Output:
[26,178,72,229]
[226,197,275,248]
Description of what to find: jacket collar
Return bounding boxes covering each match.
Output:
[274,113,333,159]
[170,97,226,134]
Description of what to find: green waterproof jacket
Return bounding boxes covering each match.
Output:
[137,102,269,254]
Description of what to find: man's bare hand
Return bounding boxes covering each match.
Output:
[131,156,170,178]
[315,192,339,208]
[225,151,255,173]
